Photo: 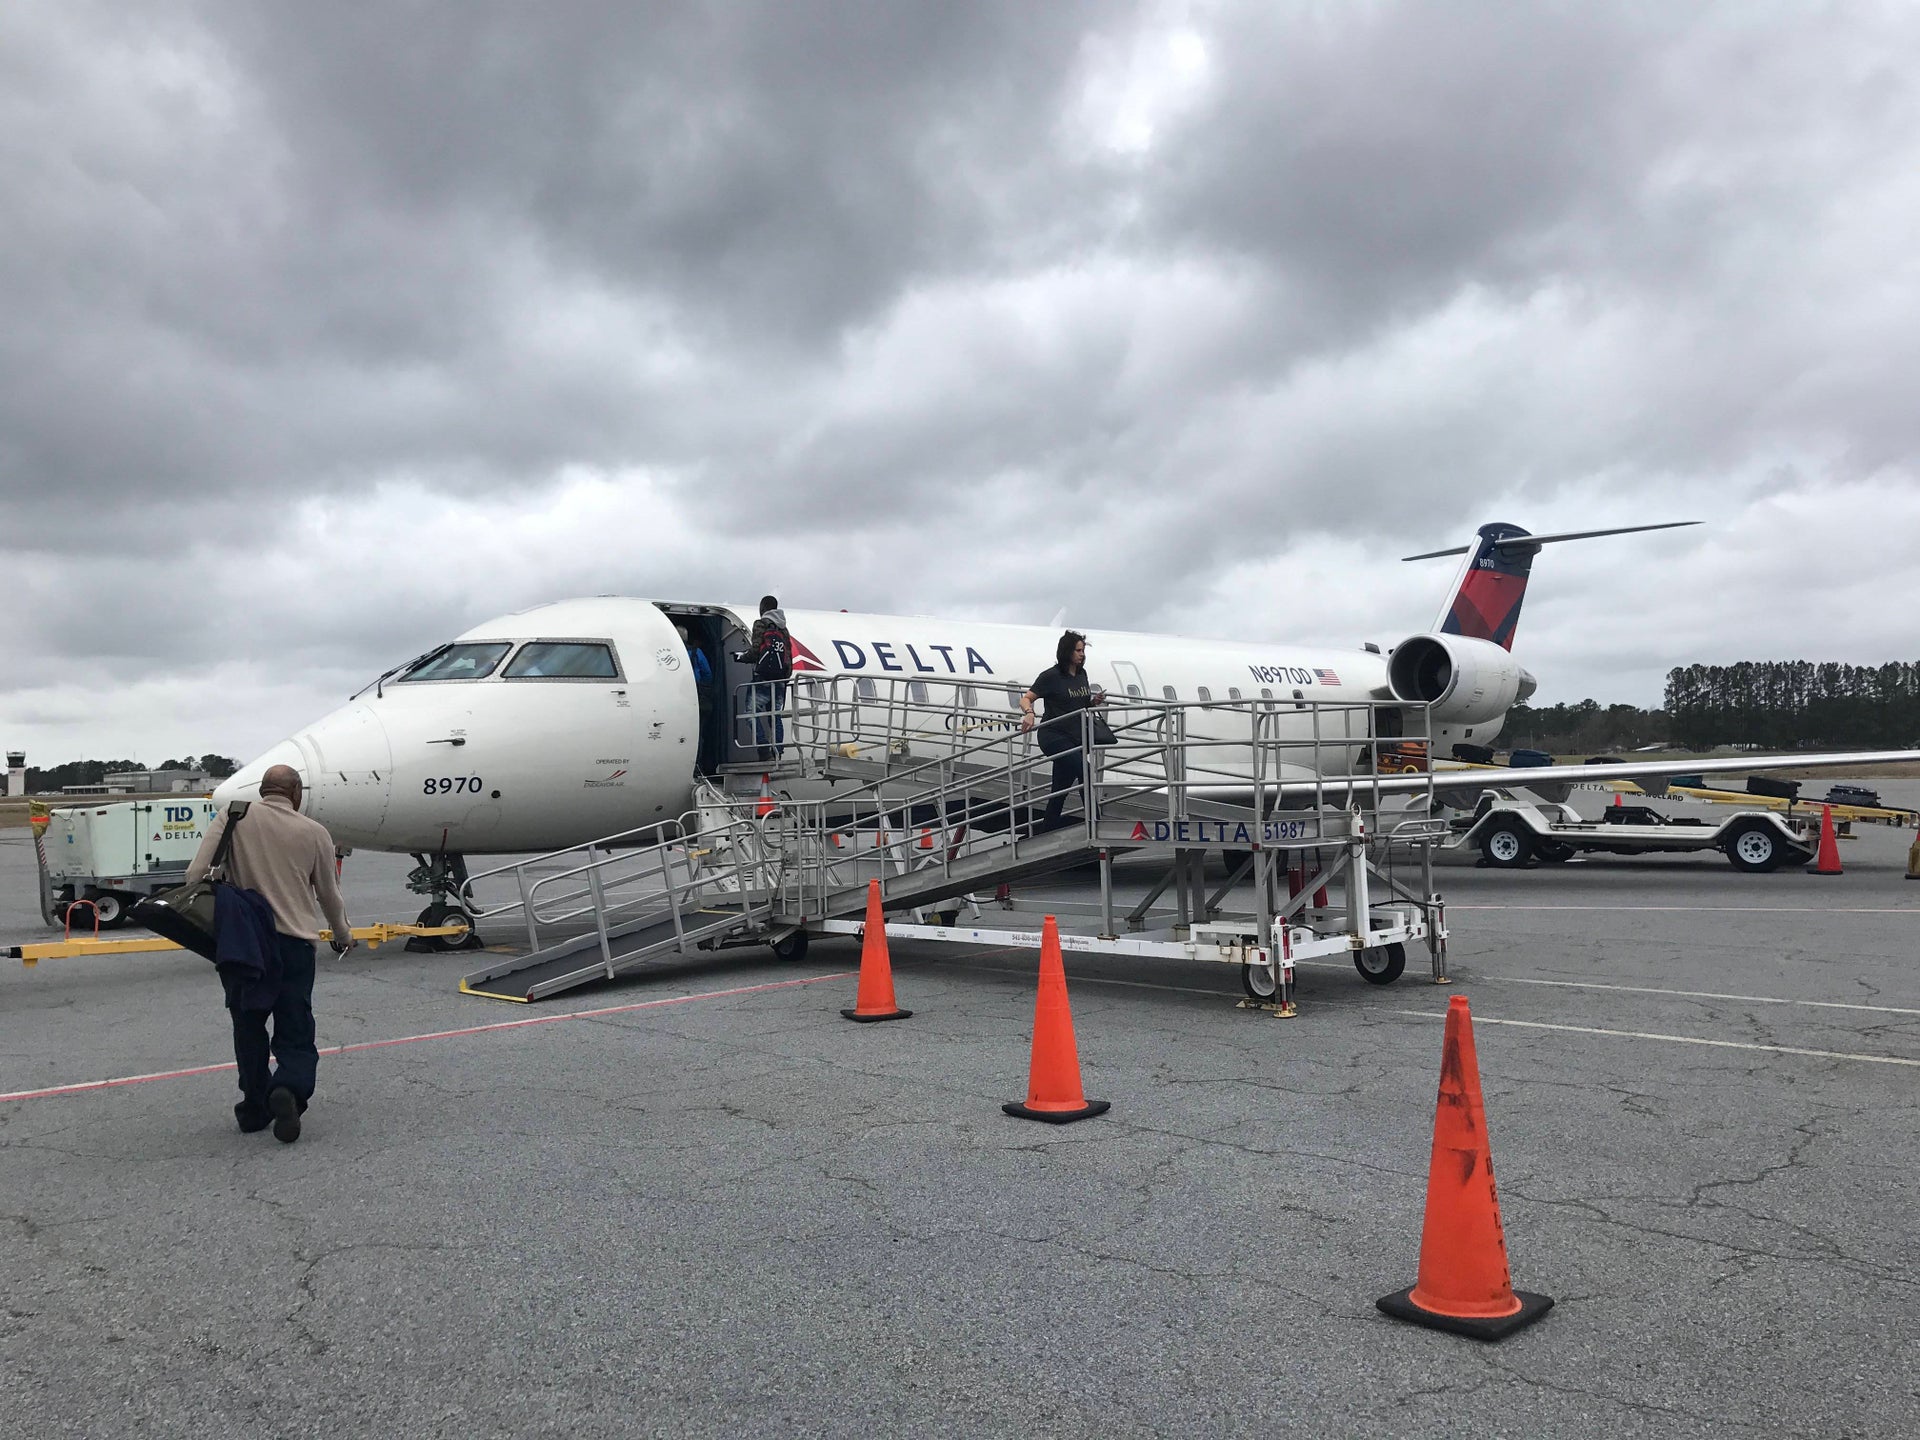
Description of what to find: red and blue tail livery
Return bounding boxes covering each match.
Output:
[1440,522,1537,651]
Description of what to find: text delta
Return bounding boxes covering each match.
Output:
[830,640,994,675]
[1130,818,1312,845]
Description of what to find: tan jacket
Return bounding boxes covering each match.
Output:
[186,795,352,942]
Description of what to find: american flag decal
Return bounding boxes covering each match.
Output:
[1314,668,1341,686]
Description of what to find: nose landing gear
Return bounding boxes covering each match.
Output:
[405,852,485,952]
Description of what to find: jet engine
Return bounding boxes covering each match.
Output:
[1387,634,1537,728]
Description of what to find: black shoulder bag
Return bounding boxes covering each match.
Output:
[130,802,251,960]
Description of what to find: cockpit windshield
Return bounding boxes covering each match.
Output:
[503,641,620,679]
[396,642,513,683]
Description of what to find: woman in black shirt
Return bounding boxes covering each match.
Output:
[1021,630,1104,831]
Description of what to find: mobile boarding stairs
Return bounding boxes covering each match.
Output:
[458,679,1451,1008]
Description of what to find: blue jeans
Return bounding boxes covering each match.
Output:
[228,935,318,1114]
[749,681,787,754]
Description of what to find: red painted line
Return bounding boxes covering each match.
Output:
[0,971,854,1105]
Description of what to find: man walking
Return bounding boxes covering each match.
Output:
[185,764,354,1143]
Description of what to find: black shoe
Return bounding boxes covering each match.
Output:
[235,1101,271,1134]
[268,1086,301,1144]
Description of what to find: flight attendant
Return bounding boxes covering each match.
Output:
[1020,630,1103,831]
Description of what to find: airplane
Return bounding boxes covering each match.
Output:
[213,520,1917,930]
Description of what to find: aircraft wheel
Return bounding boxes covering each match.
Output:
[414,902,477,951]
[1241,957,1279,1000]
[1355,942,1406,985]
[1536,841,1575,864]
[1724,821,1785,874]
[1480,822,1533,868]
[771,929,810,962]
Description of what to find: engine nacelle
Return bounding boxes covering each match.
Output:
[1387,634,1537,728]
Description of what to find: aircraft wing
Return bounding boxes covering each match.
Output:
[1245,749,1920,802]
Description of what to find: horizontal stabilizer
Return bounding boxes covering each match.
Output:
[1403,520,1699,562]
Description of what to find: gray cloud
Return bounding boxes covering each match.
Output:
[5,2,1920,764]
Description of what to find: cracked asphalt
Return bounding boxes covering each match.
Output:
[3,786,1918,1437]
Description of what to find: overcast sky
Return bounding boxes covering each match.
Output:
[7,2,1920,765]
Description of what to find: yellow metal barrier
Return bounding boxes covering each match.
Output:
[5,924,471,967]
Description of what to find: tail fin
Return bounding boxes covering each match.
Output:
[1436,522,1537,649]
[1404,520,1701,653]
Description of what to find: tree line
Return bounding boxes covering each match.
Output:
[25,754,238,792]
[1500,700,1666,755]
[1664,661,1920,750]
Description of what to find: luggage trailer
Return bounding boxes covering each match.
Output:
[1451,795,1819,872]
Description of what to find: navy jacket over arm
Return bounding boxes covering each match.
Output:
[213,882,283,1011]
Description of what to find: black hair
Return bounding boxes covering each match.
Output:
[1056,630,1087,669]
[760,595,779,614]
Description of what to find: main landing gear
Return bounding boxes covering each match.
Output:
[405,852,485,952]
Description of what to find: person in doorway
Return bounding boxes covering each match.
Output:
[678,623,716,770]
[747,595,793,761]
[185,764,355,1143]
[1021,630,1103,831]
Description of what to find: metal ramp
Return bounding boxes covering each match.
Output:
[459,904,757,1003]
[457,809,781,1003]
[459,676,1453,1007]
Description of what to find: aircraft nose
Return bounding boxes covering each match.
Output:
[218,704,393,845]
[214,740,306,807]
[292,703,394,844]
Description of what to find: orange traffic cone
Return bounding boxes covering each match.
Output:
[1613,791,1623,808]
[1377,996,1552,1340]
[841,880,911,1023]
[1810,804,1843,875]
[1904,819,1920,881]
[756,774,775,819]
[1002,916,1109,1124]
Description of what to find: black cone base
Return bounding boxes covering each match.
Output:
[1375,1287,1554,1341]
[841,1007,912,1023]
[1001,1098,1111,1124]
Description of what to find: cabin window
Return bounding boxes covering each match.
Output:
[960,685,978,708]
[503,641,621,680]
[1196,686,1212,702]
[856,677,879,700]
[1162,685,1178,701]
[1125,684,1142,697]
[1260,687,1273,699]
[1292,688,1306,710]
[1006,684,1024,711]
[397,642,512,682]
[908,680,930,704]
[1228,687,1243,701]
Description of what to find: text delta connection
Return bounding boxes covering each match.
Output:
[829,639,994,675]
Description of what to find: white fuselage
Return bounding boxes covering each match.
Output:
[217,596,1500,855]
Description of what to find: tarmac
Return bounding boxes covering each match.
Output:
[3,785,1918,1437]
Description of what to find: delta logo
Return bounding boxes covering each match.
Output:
[793,634,994,676]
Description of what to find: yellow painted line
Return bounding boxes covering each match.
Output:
[9,924,470,964]
[1389,1010,1920,1069]
[458,980,532,1004]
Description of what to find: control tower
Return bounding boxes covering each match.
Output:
[5,751,24,797]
